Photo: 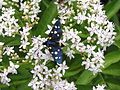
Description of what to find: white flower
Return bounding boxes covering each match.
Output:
[20,0,41,23]
[19,40,30,49]
[0,42,4,46]
[93,84,106,90]
[28,77,40,90]
[74,12,87,24]
[20,26,31,40]
[53,68,63,79]
[0,7,20,37]
[39,77,51,88]
[53,80,76,90]
[66,48,75,59]
[3,46,14,56]
[0,0,6,9]
[43,69,52,78]
[41,49,53,63]
[0,69,10,85]
[82,58,94,69]
[8,61,19,74]
[12,0,19,2]
[57,61,69,75]
[0,58,2,62]
[85,45,96,57]
[45,25,53,34]
[31,65,44,79]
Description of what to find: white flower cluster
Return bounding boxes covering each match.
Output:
[3,46,19,60]
[19,25,31,49]
[26,36,76,89]
[26,36,52,64]
[56,0,116,74]
[93,84,106,90]
[0,61,19,85]
[0,0,6,9]
[0,7,20,37]
[28,61,76,90]
[82,46,105,74]
[20,0,41,23]
[3,46,15,56]
[19,0,41,49]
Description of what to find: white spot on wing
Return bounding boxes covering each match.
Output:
[57,34,59,36]
[58,49,60,51]
[55,26,57,28]
[58,26,60,28]
[54,51,58,55]
[51,31,53,33]
[54,31,57,34]
[55,57,58,59]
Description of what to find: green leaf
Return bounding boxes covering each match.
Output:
[114,40,120,48]
[111,15,120,32]
[102,62,120,76]
[76,70,97,85]
[115,33,120,41]
[67,54,82,70]
[104,75,120,89]
[0,80,27,88]
[5,35,21,46]
[114,33,120,48]
[41,0,49,8]
[32,0,57,36]
[15,10,25,27]
[104,0,120,19]
[0,35,21,46]
[104,50,120,68]
[17,81,32,90]
[9,63,33,81]
[63,68,82,77]
[76,85,92,90]
[107,82,120,90]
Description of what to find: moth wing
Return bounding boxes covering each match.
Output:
[49,45,63,64]
[48,20,62,41]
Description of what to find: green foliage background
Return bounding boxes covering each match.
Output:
[0,0,120,90]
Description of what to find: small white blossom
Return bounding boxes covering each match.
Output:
[12,0,19,2]
[8,61,19,74]
[3,46,14,56]
[66,48,75,59]
[0,7,20,37]
[0,61,19,85]
[0,0,6,9]
[85,45,96,58]
[0,69,10,85]
[57,61,69,75]
[53,80,77,90]
[74,12,87,24]
[93,84,106,90]
[19,40,30,49]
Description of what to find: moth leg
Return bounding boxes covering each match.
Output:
[59,42,64,47]
[48,47,52,50]
[48,37,52,40]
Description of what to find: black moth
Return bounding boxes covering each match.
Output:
[43,20,63,64]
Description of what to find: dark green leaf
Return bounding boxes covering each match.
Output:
[32,0,57,36]
[104,0,120,19]
[104,50,120,68]
[102,62,120,76]
[76,70,97,85]
[63,68,82,77]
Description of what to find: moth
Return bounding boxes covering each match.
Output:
[43,20,63,64]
